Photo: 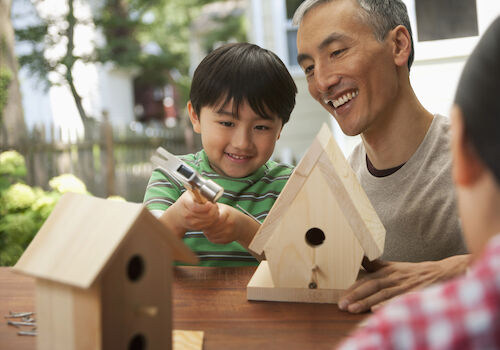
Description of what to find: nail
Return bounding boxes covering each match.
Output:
[348,303,361,313]
[338,300,349,310]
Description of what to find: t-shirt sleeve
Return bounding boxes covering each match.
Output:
[143,168,183,216]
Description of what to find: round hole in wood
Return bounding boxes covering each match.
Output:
[305,227,325,247]
[129,333,147,350]
[127,255,145,282]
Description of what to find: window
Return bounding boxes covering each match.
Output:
[402,0,500,61]
[415,0,478,42]
[285,0,304,68]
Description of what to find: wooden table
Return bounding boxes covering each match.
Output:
[0,266,366,349]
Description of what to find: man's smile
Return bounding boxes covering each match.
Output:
[324,89,359,109]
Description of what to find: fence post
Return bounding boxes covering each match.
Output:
[102,111,115,196]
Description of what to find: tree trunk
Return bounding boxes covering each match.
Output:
[64,0,89,122]
[0,0,27,148]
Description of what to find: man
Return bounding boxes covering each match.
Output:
[294,0,469,313]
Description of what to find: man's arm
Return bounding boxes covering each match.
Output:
[338,254,471,313]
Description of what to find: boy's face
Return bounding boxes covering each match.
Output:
[296,0,401,137]
[451,105,490,258]
[188,99,283,178]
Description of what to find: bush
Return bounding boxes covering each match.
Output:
[0,150,87,266]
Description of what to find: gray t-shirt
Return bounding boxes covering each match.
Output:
[349,115,467,262]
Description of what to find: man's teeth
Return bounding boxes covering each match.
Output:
[325,90,359,108]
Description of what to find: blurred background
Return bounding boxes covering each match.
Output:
[0,0,499,264]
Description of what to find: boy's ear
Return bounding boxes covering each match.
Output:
[391,25,411,68]
[187,101,201,134]
[451,106,485,186]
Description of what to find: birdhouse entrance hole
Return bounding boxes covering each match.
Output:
[129,333,147,350]
[127,255,145,282]
[305,228,325,247]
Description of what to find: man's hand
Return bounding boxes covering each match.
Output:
[338,254,471,313]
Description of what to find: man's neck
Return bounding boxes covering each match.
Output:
[361,85,434,170]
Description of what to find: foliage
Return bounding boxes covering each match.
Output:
[0,66,12,126]
[0,150,85,266]
[13,0,237,122]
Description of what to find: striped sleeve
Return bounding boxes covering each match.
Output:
[143,168,184,217]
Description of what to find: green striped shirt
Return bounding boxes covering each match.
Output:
[144,150,293,266]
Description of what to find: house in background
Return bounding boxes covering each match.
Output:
[11,0,140,141]
[245,0,500,162]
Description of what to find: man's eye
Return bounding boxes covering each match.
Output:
[219,121,234,127]
[304,65,314,75]
[255,125,270,131]
[331,48,346,58]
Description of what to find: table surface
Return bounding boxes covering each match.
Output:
[0,266,366,350]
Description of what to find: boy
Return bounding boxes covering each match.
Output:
[337,17,500,349]
[144,43,297,266]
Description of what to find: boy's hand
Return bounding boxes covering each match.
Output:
[202,204,240,244]
[169,191,219,232]
[203,205,262,258]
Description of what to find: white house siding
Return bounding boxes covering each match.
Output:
[12,0,136,142]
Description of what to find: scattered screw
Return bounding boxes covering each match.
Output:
[7,320,36,327]
[7,312,32,318]
[18,330,37,336]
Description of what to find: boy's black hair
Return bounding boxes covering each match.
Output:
[454,16,500,183]
[189,43,297,125]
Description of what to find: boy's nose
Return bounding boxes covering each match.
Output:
[232,128,252,150]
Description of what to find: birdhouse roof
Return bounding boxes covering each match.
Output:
[14,193,197,288]
[250,124,385,260]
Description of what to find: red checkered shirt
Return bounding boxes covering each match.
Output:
[337,233,500,350]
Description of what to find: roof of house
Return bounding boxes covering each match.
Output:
[14,193,197,288]
[250,123,385,260]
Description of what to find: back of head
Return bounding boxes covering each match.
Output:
[454,16,500,184]
[293,0,415,70]
[189,43,297,125]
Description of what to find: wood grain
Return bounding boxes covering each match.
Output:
[1,266,366,350]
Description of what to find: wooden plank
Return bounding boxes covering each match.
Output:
[249,136,324,254]
[263,166,364,290]
[14,193,143,288]
[173,330,204,350]
[247,261,344,303]
[317,138,385,260]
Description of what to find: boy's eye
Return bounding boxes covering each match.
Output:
[219,121,234,127]
[255,125,270,131]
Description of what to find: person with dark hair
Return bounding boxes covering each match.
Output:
[294,0,469,312]
[144,43,297,266]
[337,16,500,349]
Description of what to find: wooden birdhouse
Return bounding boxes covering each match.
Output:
[14,192,198,350]
[247,124,385,303]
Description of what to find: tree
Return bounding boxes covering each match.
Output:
[0,0,27,147]
[14,0,237,123]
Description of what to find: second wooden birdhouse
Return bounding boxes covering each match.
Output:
[247,124,385,303]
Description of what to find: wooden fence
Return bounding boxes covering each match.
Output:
[1,119,201,203]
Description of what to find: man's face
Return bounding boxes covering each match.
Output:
[296,0,399,136]
[188,100,283,178]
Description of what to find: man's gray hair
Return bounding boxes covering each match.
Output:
[293,0,414,70]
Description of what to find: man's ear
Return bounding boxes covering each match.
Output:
[451,106,485,186]
[391,25,411,68]
[187,101,201,134]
